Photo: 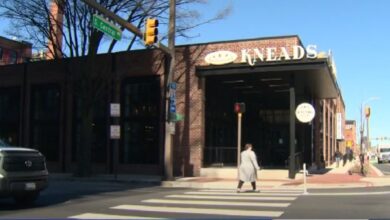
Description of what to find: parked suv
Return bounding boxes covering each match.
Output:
[0,139,49,204]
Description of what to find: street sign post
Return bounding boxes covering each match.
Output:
[92,14,122,41]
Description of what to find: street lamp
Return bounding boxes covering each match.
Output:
[360,97,380,154]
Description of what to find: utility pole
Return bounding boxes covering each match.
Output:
[164,0,176,181]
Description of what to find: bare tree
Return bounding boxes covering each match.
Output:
[0,0,231,177]
[0,0,231,56]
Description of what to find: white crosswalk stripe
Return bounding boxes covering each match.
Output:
[199,188,304,193]
[184,191,302,196]
[142,198,291,207]
[68,188,301,219]
[166,194,296,201]
[68,212,162,219]
[112,204,284,217]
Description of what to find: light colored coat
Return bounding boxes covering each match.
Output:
[239,149,260,182]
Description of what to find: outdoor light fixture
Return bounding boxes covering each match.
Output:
[222,80,245,84]
[233,86,253,89]
[260,77,283,82]
[269,84,289,88]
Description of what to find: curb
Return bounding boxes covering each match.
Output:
[48,172,390,190]
[369,163,384,177]
[49,173,162,186]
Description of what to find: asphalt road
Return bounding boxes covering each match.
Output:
[374,160,390,175]
[283,188,390,219]
[2,179,390,219]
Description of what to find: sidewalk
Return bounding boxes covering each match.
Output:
[161,160,390,189]
[50,160,390,190]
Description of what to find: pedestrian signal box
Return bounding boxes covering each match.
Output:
[234,102,245,113]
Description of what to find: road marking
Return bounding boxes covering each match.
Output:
[199,189,303,193]
[112,204,283,217]
[185,191,301,196]
[142,198,291,207]
[68,212,162,219]
[166,194,296,201]
[308,191,390,196]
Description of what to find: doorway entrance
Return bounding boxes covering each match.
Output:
[204,73,292,168]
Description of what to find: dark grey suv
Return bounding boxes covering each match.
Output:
[0,139,49,204]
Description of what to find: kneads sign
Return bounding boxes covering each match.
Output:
[295,103,315,123]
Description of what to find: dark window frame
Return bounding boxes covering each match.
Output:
[29,84,61,161]
[0,86,21,145]
[71,94,108,163]
[120,76,161,165]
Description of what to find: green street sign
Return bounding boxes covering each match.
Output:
[92,14,122,41]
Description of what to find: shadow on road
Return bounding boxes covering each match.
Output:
[0,179,160,211]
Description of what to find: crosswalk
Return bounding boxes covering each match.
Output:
[68,188,303,219]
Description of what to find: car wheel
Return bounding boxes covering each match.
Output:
[13,192,40,205]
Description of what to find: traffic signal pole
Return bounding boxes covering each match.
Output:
[236,112,242,179]
[81,0,171,54]
[234,103,245,180]
[81,0,142,38]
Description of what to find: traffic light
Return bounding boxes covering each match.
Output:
[143,18,158,46]
[365,106,371,118]
[234,102,246,113]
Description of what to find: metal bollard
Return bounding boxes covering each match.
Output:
[303,163,308,195]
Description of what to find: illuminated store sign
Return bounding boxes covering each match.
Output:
[205,45,318,66]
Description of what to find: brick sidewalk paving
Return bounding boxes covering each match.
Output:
[284,164,380,186]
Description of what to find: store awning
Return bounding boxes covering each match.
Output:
[196,58,340,99]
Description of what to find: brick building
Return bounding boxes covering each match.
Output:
[0,36,32,65]
[0,35,345,178]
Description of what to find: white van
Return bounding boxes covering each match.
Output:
[377,145,390,164]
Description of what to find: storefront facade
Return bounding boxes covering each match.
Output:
[0,35,344,177]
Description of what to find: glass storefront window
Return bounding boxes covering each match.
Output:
[121,77,160,164]
[0,87,20,145]
[72,96,107,163]
[9,50,17,64]
[30,84,60,161]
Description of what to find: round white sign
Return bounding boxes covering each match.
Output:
[295,103,315,123]
[204,50,237,65]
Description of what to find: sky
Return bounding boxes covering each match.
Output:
[1,0,389,146]
[177,0,390,146]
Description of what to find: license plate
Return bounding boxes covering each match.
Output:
[25,182,36,190]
